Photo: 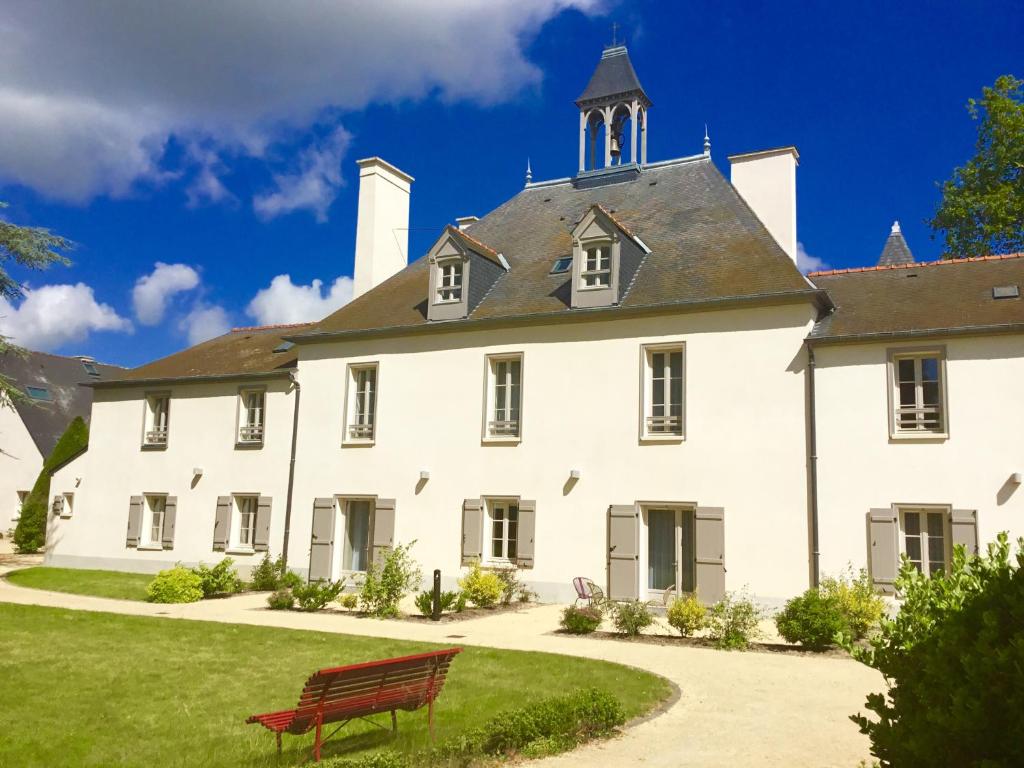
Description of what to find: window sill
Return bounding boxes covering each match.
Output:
[140,442,168,451]
[577,285,611,292]
[482,435,521,446]
[640,434,685,444]
[889,431,948,443]
[342,438,376,448]
[226,548,256,556]
[137,545,163,552]
[59,513,73,520]
[234,440,264,451]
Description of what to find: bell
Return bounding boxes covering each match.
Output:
[610,136,621,158]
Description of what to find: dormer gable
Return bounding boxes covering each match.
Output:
[569,204,650,309]
[426,225,508,321]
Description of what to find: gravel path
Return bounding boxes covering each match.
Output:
[0,569,881,767]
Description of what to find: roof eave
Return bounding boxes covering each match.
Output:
[89,368,294,389]
[807,321,1024,346]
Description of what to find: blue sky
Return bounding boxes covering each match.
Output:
[0,0,1020,367]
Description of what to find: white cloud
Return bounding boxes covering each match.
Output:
[246,274,354,325]
[796,241,830,274]
[132,262,201,325]
[0,1,604,203]
[179,303,231,345]
[0,283,132,351]
[185,145,235,208]
[254,127,350,222]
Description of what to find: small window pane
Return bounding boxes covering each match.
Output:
[905,511,920,536]
[897,359,915,382]
[920,357,939,381]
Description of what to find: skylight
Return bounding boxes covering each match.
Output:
[26,386,51,401]
[550,256,573,274]
[993,285,1020,300]
[82,361,99,376]
[273,341,295,353]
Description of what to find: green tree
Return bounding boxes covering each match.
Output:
[0,201,74,406]
[930,74,1024,258]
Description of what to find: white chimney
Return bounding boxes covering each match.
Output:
[728,146,799,263]
[353,157,414,299]
[455,215,479,231]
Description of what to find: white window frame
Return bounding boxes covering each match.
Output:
[898,505,951,577]
[436,258,464,303]
[231,494,259,552]
[482,353,523,444]
[579,242,611,289]
[343,362,379,445]
[485,497,520,564]
[142,392,170,447]
[60,492,74,519]
[888,347,948,439]
[641,504,697,598]
[141,494,167,550]
[237,388,265,445]
[640,343,686,441]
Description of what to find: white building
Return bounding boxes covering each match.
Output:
[46,47,1024,605]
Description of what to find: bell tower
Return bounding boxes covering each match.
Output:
[575,44,651,174]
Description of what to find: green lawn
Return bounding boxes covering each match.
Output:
[0,605,670,767]
[5,566,152,601]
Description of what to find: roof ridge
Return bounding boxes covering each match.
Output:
[809,252,1024,278]
[230,322,316,333]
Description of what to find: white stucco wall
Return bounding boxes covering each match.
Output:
[814,334,1024,579]
[288,303,818,603]
[0,401,43,528]
[47,377,297,575]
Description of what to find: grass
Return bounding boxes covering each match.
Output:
[6,566,152,601]
[0,604,671,767]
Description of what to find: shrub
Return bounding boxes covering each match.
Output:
[821,566,885,641]
[666,593,707,637]
[266,589,294,610]
[775,589,848,650]
[337,593,359,611]
[560,605,603,634]
[145,566,203,603]
[359,542,422,618]
[248,554,300,592]
[491,564,531,606]
[414,589,461,617]
[192,558,242,598]
[611,600,654,636]
[851,533,1024,766]
[281,570,304,590]
[292,580,344,612]
[707,591,763,650]
[458,561,504,608]
[320,750,409,768]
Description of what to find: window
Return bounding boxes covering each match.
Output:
[143,495,166,547]
[25,386,51,401]
[61,492,74,518]
[646,507,696,594]
[234,495,258,549]
[488,500,519,561]
[436,259,463,303]
[82,361,99,376]
[642,344,684,439]
[143,393,170,446]
[580,245,611,288]
[890,350,946,436]
[484,354,522,440]
[901,509,948,576]
[238,389,265,444]
[345,363,378,443]
[550,256,573,274]
[342,500,373,572]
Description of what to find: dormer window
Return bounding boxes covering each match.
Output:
[581,244,611,288]
[569,205,649,310]
[436,259,463,303]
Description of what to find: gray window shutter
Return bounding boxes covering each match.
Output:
[695,507,726,605]
[126,496,143,548]
[254,496,272,552]
[161,496,177,549]
[516,500,536,568]
[213,496,231,552]
[462,498,483,565]
[867,508,899,595]
[51,496,64,517]
[309,498,336,581]
[372,498,396,566]
[951,509,978,557]
[607,505,639,600]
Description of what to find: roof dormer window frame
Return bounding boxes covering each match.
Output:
[570,209,622,309]
[579,237,613,291]
[435,257,464,304]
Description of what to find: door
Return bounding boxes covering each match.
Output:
[343,500,372,572]
[645,507,697,597]
[309,498,336,581]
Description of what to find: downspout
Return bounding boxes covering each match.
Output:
[281,370,301,568]
[807,343,821,587]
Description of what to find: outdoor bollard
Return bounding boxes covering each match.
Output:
[432,569,442,621]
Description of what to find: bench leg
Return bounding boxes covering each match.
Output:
[314,715,323,763]
[275,732,282,755]
[391,710,397,734]
[428,698,435,741]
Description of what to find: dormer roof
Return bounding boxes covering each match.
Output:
[441,225,507,269]
[576,46,651,108]
[575,204,650,253]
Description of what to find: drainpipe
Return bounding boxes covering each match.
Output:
[281,371,301,568]
[807,343,821,588]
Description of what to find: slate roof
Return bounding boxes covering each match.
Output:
[1,349,122,457]
[93,324,311,387]
[576,46,651,107]
[300,156,819,342]
[809,254,1024,342]
[877,222,915,266]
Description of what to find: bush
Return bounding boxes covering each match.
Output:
[192,558,242,598]
[266,589,294,610]
[414,589,461,616]
[338,593,359,610]
[458,561,504,608]
[707,591,763,650]
[666,593,707,637]
[491,564,532,605]
[292,580,344,612]
[145,566,204,603]
[560,605,603,634]
[851,533,1024,766]
[13,417,88,553]
[821,566,885,641]
[611,600,654,636]
[249,554,300,591]
[775,589,848,650]
[359,542,422,618]
[320,750,409,768]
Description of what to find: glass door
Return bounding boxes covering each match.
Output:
[647,509,676,593]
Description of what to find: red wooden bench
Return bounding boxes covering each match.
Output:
[246,647,462,762]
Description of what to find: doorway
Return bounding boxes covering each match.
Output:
[645,507,696,598]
